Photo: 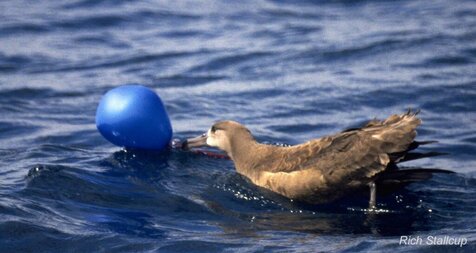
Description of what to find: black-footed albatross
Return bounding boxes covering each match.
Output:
[183,110,452,207]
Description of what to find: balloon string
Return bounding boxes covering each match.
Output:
[191,150,229,159]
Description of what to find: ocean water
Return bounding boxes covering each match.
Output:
[1,0,475,252]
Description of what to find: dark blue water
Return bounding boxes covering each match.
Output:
[1,0,475,252]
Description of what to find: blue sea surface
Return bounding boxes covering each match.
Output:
[1,0,475,252]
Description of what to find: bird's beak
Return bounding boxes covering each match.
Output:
[182,133,208,150]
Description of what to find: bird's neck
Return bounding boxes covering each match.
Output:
[229,140,281,178]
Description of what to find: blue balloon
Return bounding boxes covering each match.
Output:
[96,85,173,150]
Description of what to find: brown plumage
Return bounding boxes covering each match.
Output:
[184,110,452,205]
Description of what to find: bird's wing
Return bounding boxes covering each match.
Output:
[274,111,421,188]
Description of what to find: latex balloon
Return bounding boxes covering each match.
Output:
[96,85,173,150]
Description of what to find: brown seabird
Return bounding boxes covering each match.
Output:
[184,110,452,208]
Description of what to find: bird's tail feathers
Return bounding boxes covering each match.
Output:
[376,168,454,185]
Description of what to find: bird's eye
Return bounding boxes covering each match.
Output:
[211,126,216,133]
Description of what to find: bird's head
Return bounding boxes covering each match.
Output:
[183,121,254,157]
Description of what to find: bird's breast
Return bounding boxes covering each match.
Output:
[250,169,328,200]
